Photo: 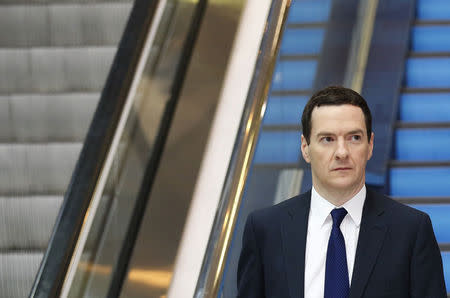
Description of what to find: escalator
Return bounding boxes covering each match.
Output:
[6,0,449,297]
[0,1,132,297]
[25,0,247,297]
[389,0,450,292]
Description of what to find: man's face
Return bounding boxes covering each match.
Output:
[301,104,374,198]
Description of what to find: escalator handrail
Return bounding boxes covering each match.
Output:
[105,0,209,296]
[30,0,161,297]
[193,0,292,296]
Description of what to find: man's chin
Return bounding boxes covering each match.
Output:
[328,179,361,191]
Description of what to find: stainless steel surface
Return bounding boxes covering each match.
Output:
[62,1,200,297]
[193,0,291,297]
[119,0,245,297]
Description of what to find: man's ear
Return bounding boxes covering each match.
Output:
[301,134,311,163]
[367,132,374,160]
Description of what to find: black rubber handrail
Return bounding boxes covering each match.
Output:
[30,0,159,297]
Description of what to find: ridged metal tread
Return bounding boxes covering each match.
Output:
[0,252,43,298]
[0,3,132,47]
[0,92,100,142]
[0,193,114,250]
[0,47,116,93]
[0,195,62,250]
[0,142,82,195]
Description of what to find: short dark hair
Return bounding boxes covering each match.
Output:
[301,86,372,144]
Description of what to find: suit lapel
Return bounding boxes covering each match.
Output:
[349,189,387,298]
[281,191,311,298]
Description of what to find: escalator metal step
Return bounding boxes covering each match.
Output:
[0,142,82,195]
[0,3,132,47]
[0,195,62,250]
[0,47,115,93]
[0,0,133,296]
[0,92,99,142]
[0,252,43,298]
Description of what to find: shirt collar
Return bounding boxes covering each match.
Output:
[310,185,366,227]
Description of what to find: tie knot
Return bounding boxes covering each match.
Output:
[331,208,347,227]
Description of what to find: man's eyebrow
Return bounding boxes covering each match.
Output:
[347,129,365,135]
[316,132,336,137]
[315,129,365,137]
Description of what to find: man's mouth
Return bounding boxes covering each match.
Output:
[333,167,352,171]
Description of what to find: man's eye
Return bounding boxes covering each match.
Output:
[322,136,334,143]
[351,135,362,141]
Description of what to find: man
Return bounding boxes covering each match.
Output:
[237,86,446,297]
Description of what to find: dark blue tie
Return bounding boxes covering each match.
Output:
[324,208,349,298]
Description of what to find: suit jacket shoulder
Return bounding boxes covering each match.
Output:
[249,191,311,228]
[350,188,447,298]
[238,191,311,298]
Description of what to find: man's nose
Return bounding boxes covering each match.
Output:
[335,139,349,159]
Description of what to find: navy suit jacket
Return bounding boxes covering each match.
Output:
[237,188,446,298]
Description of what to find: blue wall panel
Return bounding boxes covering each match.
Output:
[406,58,450,88]
[412,26,450,52]
[417,0,450,20]
[263,96,307,125]
[390,167,450,197]
[253,131,301,164]
[288,0,331,23]
[391,0,450,294]
[271,60,317,91]
[395,129,450,160]
[281,28,325,55]
[442,252,450,292]
[399,93,450,122]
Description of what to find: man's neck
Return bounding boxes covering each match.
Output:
[312,183,365,207]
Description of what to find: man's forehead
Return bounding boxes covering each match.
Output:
[312,103,363,113]
[310,104,365,120]
[310,104,367,134]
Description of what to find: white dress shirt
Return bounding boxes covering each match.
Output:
[304,186,366,298]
